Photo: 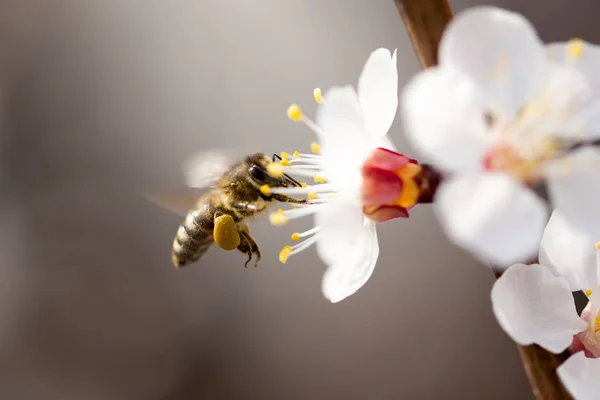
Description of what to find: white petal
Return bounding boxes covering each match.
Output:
[316,85,370,191]
[434,172,548,266]
[357,48,398,140]
[315,200,366,266]
[557,352,600,400]
[376,134,396,152]
[439,6,546,117]
[547,41,600,139]
[401,67,491,172]
[321,219,379,303]
[547,146,600,239]
[491,263,588,353]
[539,209,597,292]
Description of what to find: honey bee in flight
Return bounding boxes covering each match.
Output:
[147,151,306,268]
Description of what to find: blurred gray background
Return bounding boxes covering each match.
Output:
[0,0,593,398]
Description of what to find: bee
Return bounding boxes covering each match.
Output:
[147,150,306,268]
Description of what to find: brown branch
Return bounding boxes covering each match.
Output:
[393,0,453,68]
[395,1,573,398]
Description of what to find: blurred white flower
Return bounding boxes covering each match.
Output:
[268,48,416,303]
[401,5,600,266]
[557,352,600,400]
[491,209,600,354]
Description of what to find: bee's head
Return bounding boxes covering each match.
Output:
[246,153,297,189]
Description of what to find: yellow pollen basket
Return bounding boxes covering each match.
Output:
[313,88,323,104]
[260,185,271,195]
[269,212,288,226]
[392,163,422,208]
[567,38,584,60]
[279,245,292,263]
[266,162,284,178]
[311,142,320,154]
[213,214,241,251]
[287,104,303,122]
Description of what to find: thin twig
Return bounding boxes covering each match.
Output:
[393,0,453,68]
[395,1,573,398]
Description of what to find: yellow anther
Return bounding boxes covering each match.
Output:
[291,232,300,241]
[595,242,600,250]
[308,192,317,200]
[269,212,288,226]
[291,206,297,210]
[311,141,320,154]
[287,104,303,122]
[567,38,584,60]
[301,182,307,188]
[279,245,292,264]
[267,162,284,178]
[280,159,291,166]
[260,185,271,195]
[277,208,284,214]
[314,176,326,183]
[281,151,290,159]
[595,316,600,327]
[313,88,323,104]
[586,288,593,297]
[293,151,300,157]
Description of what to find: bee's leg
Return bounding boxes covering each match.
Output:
[236,233,253,268]
[270,193,308,204]
[213,212,241,251]
[238,223,261,267]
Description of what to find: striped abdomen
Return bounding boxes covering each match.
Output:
[172,192,221,268]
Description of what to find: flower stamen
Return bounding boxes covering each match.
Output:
[286,104,326,136]
[311,142,320,154]
[266,162,284,177]
[278,227,321,264]
[313,88,324,104]
[567,38,584,61]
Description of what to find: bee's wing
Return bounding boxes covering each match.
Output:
[146,148,250,217]
[182,148,242,189]
[144,189,206,217]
